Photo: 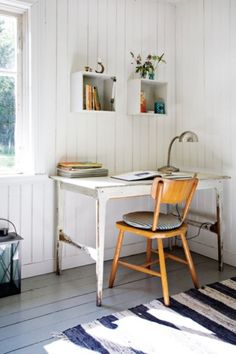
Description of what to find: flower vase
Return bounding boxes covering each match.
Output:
[148,71,155,80]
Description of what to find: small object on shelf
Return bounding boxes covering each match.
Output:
[140,91,147,113]
[84,66,92,72]
[110,77,116,111]
[154,101,165,114]
[95,58,105,74]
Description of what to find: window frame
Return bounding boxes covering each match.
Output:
[0,1,32,175]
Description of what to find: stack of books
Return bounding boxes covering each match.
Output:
[85,85,101,110]
[57,161,109,178]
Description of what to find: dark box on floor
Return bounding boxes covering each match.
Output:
[0,233,23,298]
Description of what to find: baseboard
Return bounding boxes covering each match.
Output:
[22,240,236,279]
[188,240,236,267]
[22,242,146,278]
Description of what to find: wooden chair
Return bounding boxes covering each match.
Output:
[109,177,199,306]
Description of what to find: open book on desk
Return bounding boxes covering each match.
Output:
[111,171,194,181]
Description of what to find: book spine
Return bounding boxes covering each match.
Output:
[140,91,146,113]
[85,84,93,110]
[93,86,101,110]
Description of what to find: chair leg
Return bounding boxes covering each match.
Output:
[157,238,169,306]
[109,229,124,288]
[146,239,152,268]
[180,232,200,289]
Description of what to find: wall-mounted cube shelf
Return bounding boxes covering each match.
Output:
[127,78,168,116]
[71,71,116,113]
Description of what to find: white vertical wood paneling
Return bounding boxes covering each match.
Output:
[67,0,80,161]
[2,0,236,279]
[42,0,57,175]
[175,0,236,264]
[115,0,133,173]
[86,0,99,163]
[30,0,40,174]
[97,0,116,174]
[131,0,145,171]
[148,0,159,170]
[0,177,54,277]
[43,180,55,260]
[137,0,151,171]
[156,0,171,169]
[0,186,8,219]
[55,0,68,163]
[176,0,205,169]
[73,0,89,161]
[21,184,33,264]
[32,183,44,262]
[8,185,21,234]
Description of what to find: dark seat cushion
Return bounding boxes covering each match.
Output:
[123,211,182,231]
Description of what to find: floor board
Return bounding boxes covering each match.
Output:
[0,250,235,354]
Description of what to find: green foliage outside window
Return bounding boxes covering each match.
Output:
[0,16,16,170]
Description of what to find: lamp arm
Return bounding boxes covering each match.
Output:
[167,136,179,167]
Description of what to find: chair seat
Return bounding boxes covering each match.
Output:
[123,211,182,231]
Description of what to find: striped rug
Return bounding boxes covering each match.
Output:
[49,277,236,354]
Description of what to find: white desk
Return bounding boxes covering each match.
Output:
[51,172,229,306]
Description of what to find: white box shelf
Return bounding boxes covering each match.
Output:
[127,78,168,116]
[71,71,116,113]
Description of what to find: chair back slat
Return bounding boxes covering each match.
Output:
[151,177,198,231]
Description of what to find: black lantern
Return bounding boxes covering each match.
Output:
[0,233,23,298]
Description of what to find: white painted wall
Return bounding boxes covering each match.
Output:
[2,0,235,278]
[0,0,176,278]
[175,0,236,266]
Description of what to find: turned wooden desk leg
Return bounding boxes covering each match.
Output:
[56,181,64,275]
[95,195,107,306]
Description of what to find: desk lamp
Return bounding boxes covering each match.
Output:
[158,131,198,173]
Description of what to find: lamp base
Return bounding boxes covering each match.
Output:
[158,165,180,173]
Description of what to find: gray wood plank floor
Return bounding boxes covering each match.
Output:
[0,250,235,354]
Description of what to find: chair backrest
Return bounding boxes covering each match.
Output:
[151,177,198,231]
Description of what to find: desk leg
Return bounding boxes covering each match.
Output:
[56,181,64,275]
[95,196,107,306]
[215,185,224,271]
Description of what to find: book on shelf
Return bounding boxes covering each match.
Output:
[85,84,101,111]
[57,167,109,178]
[93,86,101,110]
[85,84,93,110]
[57,161,103,169]
[140,91,146,113]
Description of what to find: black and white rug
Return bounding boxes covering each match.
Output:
[46,277,236,354]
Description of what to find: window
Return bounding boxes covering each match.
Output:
[0,12,20,173]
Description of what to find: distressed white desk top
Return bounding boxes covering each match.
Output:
[51,172,229,197]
